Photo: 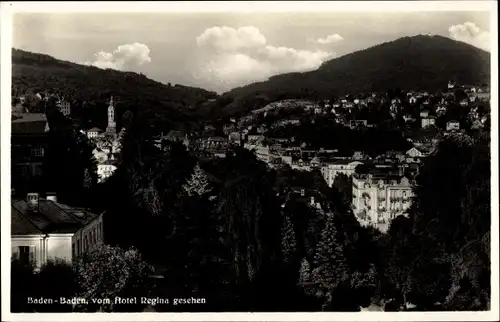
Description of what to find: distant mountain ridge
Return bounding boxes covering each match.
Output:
[11,48,218,126]
[211,35,490,118]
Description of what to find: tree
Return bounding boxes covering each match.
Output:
[298,257,316,298]
[281,214,297,265]
[382,131,491,311]
[311,213,349,309]
[217,148,282,284]
[333,173,353,206]
[43,100,97,206]
[182,163,213,197]
[36,259,75,312]
[385,216,415,309]
[73,245,153,312]
[11,259,37,313]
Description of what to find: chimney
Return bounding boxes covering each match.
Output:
[26,193,39,211]
[46,192,57,203]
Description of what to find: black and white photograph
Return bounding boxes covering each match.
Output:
[1,1,498,320]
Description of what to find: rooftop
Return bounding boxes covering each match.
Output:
[11,198,100,235]
[11,113,48,134]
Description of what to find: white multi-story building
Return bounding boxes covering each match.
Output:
[352,165,414,233]
[321,160,364,187]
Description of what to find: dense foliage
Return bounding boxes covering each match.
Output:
[11,246,152,313]
[382,131,491,310]
[39,99,98,206]
[267,118,411,155]
[74,245,153,312]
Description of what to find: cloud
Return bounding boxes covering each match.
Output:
[196,26,266,53]
[316,33,344,45]
[194,26,335,91]
[84,42,152,70]
[448,22,490,51]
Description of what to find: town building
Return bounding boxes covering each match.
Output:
[420,110,430,118]
[97,162,117,183]
[11,193,104,268]
[58,98,71,116]
[11,113,50,191]
[405,147,429,163]
[223,123,235,135]
[421,115,436,128]
[352,165,414,233]
[87,127,103,139]
[446,120,460,131]
[349,120,368,129]
[321,160,364,187]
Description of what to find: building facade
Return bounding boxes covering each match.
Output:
[11,113,50,192]
[11,193,104,267]
[58,99,71,116]
[321,160,364,187]
[352,166,414,233]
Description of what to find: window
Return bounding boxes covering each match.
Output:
[18,246,35,265]
[32,146,45,157]
[72,243,76,258]
[77,239,81,255]
[19,165,29,177]
[34,165,43,176]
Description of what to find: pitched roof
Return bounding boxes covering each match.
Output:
[165,130,184,140]
[11,199,99,235]
[11,205,42,235]
[328,159,363,165]
[88,127,103,132]
[11,113,48,134]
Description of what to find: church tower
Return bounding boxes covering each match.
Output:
[106,96,116,134]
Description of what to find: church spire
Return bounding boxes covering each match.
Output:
[106,96,116,135]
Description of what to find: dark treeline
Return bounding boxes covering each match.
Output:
[267,118,411,156]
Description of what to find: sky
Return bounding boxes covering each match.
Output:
[12,10,491,93]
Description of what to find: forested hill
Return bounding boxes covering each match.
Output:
[207,35,491,118]
[11,48,218,129]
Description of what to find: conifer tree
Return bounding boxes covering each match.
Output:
[298,257,315,297]
[281,214,297,264]
[182,163,213,197]
[311,213,349,307]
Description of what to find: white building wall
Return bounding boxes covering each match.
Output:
[12,234,74,267]
[46,234,73,262]
[72,214,104,257]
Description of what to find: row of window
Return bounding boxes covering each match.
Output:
[14,164,43,177]
[72,222,103,258]
[12,246,36,265]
